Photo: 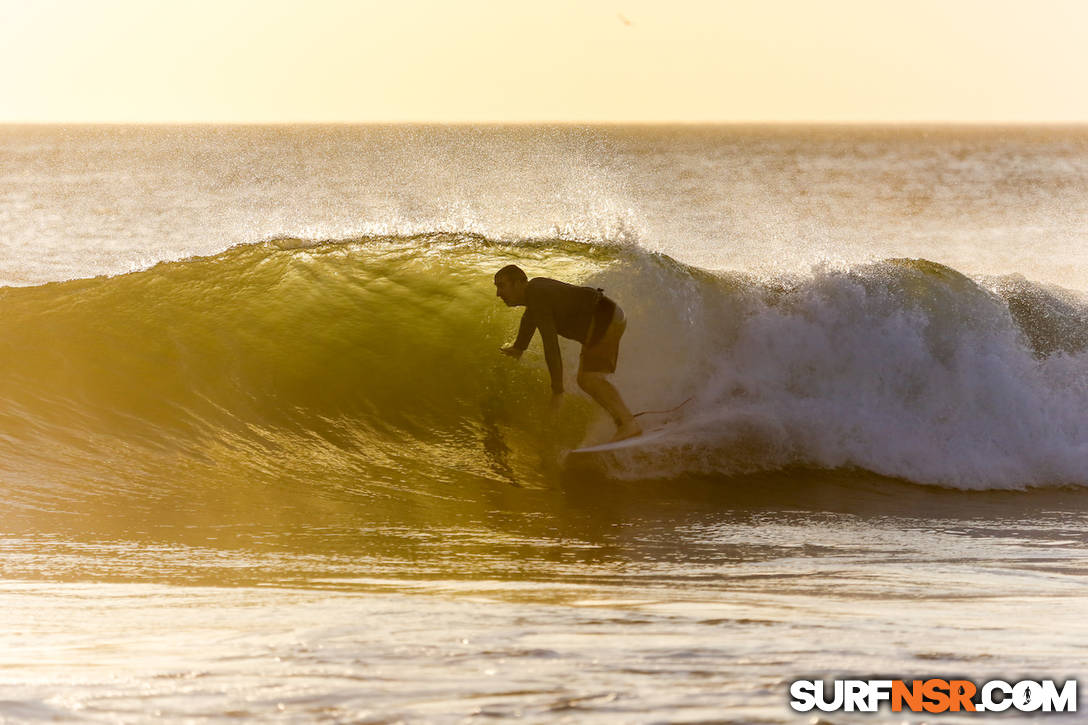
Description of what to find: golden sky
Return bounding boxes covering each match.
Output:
[3,0,1088,122]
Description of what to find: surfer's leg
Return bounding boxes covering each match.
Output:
[577,371,641,441]
[578,306,640,441]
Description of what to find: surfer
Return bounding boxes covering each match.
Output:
[494,265,641,442]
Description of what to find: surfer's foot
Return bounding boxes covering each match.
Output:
[610,420,642,443]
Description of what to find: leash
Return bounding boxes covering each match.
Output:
[633,397,692,418]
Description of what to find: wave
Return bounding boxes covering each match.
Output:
[1,233,1087,513]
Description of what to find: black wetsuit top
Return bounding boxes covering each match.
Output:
[512,277,616,393]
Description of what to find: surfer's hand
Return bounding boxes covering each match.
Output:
[500,344,523,359]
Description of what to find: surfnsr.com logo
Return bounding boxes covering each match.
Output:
[789,679,1077,714]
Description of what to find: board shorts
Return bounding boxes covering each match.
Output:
[579,303,626,374]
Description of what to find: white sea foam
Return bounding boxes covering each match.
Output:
[602,255,1088,489]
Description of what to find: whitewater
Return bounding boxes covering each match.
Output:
[1,124,1086,723]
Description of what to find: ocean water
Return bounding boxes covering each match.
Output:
[1,124,1086,723]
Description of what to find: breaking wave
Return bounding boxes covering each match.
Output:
[1,233,1087,516]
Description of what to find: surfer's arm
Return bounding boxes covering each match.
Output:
[535,309,564,394]
[513,310,536,351]
[501,310,536,358]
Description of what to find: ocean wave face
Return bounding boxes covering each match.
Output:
[2,233,1087,516]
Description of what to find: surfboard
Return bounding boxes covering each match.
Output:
[569,425,674,455]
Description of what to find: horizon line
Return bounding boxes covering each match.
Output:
[4,119,1088,127]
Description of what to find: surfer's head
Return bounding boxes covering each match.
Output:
[494,265,528,307]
